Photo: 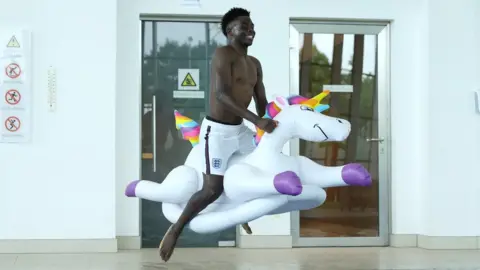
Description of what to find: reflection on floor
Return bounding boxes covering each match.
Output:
[300,216,378,237]
[2,248,480,270]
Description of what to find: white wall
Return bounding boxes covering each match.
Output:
[0,0,117,240]
[425,0,480,236]
[1,0,478,246]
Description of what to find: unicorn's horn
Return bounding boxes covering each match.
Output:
[301,90,330,107]
[310,90,330,103]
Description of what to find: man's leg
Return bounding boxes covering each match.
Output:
[241,223,252,234]
[159,174,224,261]
[238,126,257,235]
[159,126,232,262]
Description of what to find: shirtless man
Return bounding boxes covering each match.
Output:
[159,7,278,262]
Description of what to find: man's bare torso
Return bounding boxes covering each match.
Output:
[209,46,258,124]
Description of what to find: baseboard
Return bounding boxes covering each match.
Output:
[117,236,141,250]
[0,238,118,254]
[390,234,418,247]
[418,235,479,250]
[237,235,292,248]
[390,234,480,250]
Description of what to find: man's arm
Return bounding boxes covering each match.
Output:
[251,57,268,117]
[213,47,260,124]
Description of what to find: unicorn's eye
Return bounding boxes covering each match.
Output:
[300,105,314,112]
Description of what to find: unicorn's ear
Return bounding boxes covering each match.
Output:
[272,95,289,110]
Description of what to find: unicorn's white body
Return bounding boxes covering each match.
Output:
[125,92,372,234]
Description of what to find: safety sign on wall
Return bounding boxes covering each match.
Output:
[0,30,31,143]
[4,116,21,132]
[5,63,21,79]
[6,35,20,48]
[5,89,21,105]
[177,68,200,91]
[1,112,27,141]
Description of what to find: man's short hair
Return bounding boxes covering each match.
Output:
[221,7,250,36]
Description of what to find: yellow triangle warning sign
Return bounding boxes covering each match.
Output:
[6,35,20,48]
[181,72,197,87]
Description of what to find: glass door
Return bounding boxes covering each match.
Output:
[140,18,236,248]
[289,21,390,246]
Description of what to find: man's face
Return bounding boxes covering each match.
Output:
[229,16,255,46]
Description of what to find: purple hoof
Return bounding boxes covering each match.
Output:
[341,164,372,186]
[125,180,140,197]
[274,171,303,196]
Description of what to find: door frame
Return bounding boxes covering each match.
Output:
[288,20,392,247]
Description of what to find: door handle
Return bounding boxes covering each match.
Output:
[366,137,384,142]
[152,95,157,172]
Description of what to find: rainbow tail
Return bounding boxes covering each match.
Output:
[174,110,200,147]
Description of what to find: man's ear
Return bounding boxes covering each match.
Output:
[226,24,234,36]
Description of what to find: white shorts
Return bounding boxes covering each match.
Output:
[199,116,256,176]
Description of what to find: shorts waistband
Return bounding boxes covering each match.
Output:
[205,115,241,126]
[202,116,245,135]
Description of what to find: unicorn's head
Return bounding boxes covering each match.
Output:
[254,90,351,146]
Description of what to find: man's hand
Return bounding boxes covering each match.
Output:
[256,118,278,133]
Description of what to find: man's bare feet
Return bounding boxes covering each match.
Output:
[159,225,179,262]
[241,223,252,234]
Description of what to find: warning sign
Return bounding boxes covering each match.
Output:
[5,116,21,132]
[5,89,21,105]
[181,73,197,87]
[0,31,31,143]
[177,69,200,90]
[6,35,20,48]
[5,63,21,79]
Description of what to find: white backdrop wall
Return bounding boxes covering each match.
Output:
[424,0,480,237]
[0,0,117,242]
[0,0,478,251]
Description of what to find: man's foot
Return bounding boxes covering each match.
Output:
[241,223,252,234]
[159,225,179,262]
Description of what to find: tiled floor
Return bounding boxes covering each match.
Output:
[2,248,480,270]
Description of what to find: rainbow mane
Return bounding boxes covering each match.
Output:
[253,90,331,146]
[174,110,200,147]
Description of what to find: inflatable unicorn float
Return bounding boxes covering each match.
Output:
[125,90,371,233]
